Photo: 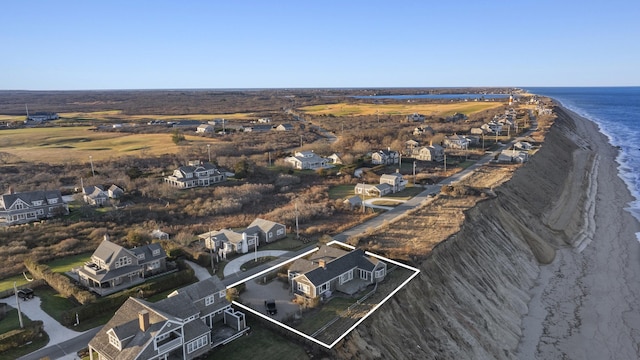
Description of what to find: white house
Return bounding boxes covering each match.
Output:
[284,151,329,170]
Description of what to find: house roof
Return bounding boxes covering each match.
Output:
[301,249,380,286]
[0,189,65,210]
[89,297,168,360]
[309,245,348,264]
[130,243,166,264]
[247,218,281,233]
[92,239,129,265]
[90,275,233,360]
[380,173,403,182]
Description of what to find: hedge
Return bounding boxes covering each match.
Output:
[60,267,195,326]
[23,259,96,305]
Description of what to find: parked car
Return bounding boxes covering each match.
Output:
[264,299,277,315]
[17,288,34,300]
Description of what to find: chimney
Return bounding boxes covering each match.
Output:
[104,233,110,242]
[318,259,326,268]
[139,310,150,332]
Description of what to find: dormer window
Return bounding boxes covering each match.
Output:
[152,249,161,256]
[219,290,226,299]
[205,295,214,306]
[137,253,145,260]
[108,333,121,350]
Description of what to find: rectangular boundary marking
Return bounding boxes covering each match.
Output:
[227,240,420,349]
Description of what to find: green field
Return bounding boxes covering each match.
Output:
[0,126,215,163]
[328,184,355,200]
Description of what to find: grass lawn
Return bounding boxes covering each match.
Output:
[205,322,308,360]
[0,309,49,360]
[0,274,30,293]
[385,185,425,200]
[240,257,276,272]
[295,297,357,334]
[0,308,34,334]
[328,184,355,200]
[458,160,476,169]
[45,253,91,273]
[258,236,316,252]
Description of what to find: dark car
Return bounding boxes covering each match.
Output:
[264,299,277,315]
[17,288,34,300]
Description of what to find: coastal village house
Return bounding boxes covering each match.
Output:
[77,238,168,296]
[0,189,68,226]
[88,276,247,360]
[443,135,470,150]
[354,183,392,198]
[198,218,286,258]
[196,124,215,133]
[164,161,226,189]
[82,184,124,206]
[415,144,445,162]
[379,172,407,193]
[284,151,329,170]
[288,245,387,306]
[371,148,399,165]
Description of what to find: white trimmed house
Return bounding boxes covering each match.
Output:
[164,161,226,189]
[88,276,247,360]
[0,189,68,225]
[288,246,386,305]
[284,151,329,170]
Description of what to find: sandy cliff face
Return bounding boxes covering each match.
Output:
[333,109,594,359]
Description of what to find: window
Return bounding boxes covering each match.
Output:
[32,200,43,206]
[155,332,170,343]
[276,228,284,236]
[49,198,58,204]
[205,295,214,306]
[339,270,353,285]
[14,203,25,210]
[297,282,310,295]
[187,335,208,354]
[115,256,132,269]
[318,283,329,294]
[108,333,121,350]
[268,232,273,239]
[152,248,161,256]
[219,290,226,299]
[137,253,145,260]
[375,268,385,278]
[359,269,369,280]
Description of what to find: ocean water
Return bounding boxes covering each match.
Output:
[527,87,640,226]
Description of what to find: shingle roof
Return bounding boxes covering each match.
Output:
[0,189,64,210]
[303,249,377,286]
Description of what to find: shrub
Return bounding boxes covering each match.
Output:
[23,259,96,305]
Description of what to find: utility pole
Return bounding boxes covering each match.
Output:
[207,144,211,163]
[295,202,299,239]
[300,135,303,148]
[444,152,447,173]
[13,282,23,328]
[209,231,215,273]
[268,151,272,167]
[361,183,366,213]
[413,161,416,185]
[254,235,258,262]
[89,156,95,177]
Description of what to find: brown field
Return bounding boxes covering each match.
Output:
[299,102,503,117]
[0,127,212,163]
[58,111,255,122]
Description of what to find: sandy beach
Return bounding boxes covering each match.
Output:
[517,107,640,359]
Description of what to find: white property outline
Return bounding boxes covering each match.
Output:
[229,240,420,349]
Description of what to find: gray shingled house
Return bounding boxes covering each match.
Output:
[288,246,387,306]
[0,189,68,225]
[88,276,247,360]
[77,239,167,295]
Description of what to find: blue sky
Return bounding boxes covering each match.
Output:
[1,0,638,90]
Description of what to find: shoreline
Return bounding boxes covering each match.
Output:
[516,105,640,359]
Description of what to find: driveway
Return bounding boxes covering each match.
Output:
[223,250,288,277]
[240,276,300,322]
[1,294,86,347]
[184,260,212,281]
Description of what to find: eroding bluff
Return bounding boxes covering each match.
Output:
[333,108,591,359]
